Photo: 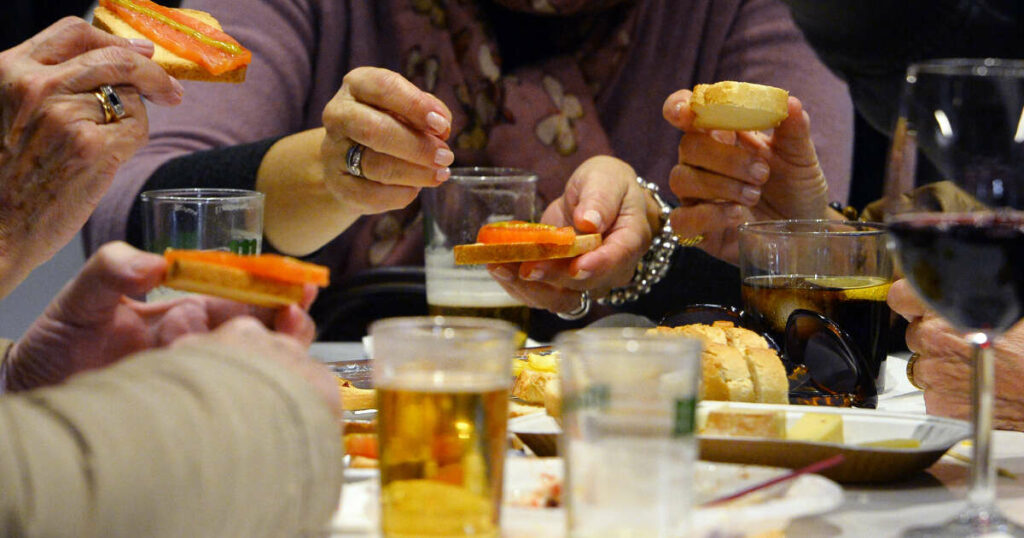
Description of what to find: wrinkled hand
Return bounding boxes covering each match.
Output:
[171,316,342,418]
[486,156,656,314]
[2,242,317,392]
[661,90,831,265]
[888,279,1024,431]
[0,17,183,297]
[320,66,454,216]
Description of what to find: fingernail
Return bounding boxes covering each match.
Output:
[434,148,454,167]
[674,101,685,116]
[711,131,731,144]
[435,167,451,183]
[525,268,544,281]
[169,77,185,98]
[741,186,761,204]
[582,209,602,230]
[490,266,514,281]
[426,111,450,136]
[572,270,592,281]
[127,38,154,56]
[750,162,770,182]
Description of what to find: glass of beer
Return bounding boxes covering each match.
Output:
[556,327,702,537]
[141,188,264,302]
[738,220,894,397]
[371,316,517,538]
[422,167,536,334]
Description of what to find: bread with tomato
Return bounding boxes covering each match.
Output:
[691,81,789,131]
[162,249,329,307]
[92,0,250,83]
[454,221,601,265]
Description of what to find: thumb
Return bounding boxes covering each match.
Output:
[568,168,632,235]
[47,241,167,325]
[768,97,819,168]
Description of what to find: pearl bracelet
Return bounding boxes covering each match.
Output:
[598,176,680,306]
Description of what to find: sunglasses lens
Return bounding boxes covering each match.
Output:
[785,309,877,407]
[659,304,744,327]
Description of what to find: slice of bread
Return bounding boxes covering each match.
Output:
[453,233,601,265]
[92,6,247,83]
[337,378,376,411]
[743,348,789,404]
[163,257,305,307]
[701,408,785,439]
[701,344,755,403]
[691,81,789,131]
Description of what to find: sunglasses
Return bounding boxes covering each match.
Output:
[660,304,878,408]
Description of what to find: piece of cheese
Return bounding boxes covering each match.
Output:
[700,408,785,439]
[787,413,844,443]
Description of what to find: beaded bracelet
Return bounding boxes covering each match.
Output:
[598,177,680,306]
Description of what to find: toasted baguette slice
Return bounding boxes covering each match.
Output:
[691,81,788,131]
[454,233,601,265]
[163,257,305,307]
[743,348,788,404]
[701,344,755,403]
[92,6,247,83]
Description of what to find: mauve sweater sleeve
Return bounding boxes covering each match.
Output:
[715,0,855,202]
[83,0,327,255]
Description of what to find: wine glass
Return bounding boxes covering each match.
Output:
[883,58,1024,537]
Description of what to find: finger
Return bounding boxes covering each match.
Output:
[491,271,589,315]
[662,89,695,131]
[344,66,452,137]
[887,279,927,321]
[670,163,762,206]
[321,159,422,214]
[766,96,817,167]
[678,133,769,186]
[323,99,452,169]
[47,241,167,326]
[358,144,451,187]
[566,170,630,234]
[273,305,317,346]
[153,300,213,346]
[27,17,153,64]
[56,45,183,106]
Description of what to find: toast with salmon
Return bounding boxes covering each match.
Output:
[454,221,602,265]
[93,0,250,83]
[162,249,329,307]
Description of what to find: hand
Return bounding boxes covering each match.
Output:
[661,90,831,264]
[171,316,342,418]
[0,17,183,297]
[888,279,1024,431]
[320,67,454,216]
[1,242,317,392]
[486,156,656,314]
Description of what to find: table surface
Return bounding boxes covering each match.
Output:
[310,342,1024,538]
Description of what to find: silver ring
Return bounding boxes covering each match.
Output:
[557,290,591,321]
[346,143,366,178]
[93,84,126,123]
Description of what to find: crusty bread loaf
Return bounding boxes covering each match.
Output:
[92,6,247,83]
[702,344,756,403]
[454,233,601,265]
[164,257,305,307]
[691,81,789,131]
[512,368,556,405]
[650,322,788,404]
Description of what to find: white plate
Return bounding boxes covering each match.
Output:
[331,457,843,537]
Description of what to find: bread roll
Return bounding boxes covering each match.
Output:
[691,81,789,131]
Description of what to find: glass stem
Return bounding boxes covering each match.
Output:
[967,331,996,518]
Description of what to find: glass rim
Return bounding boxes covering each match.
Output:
[369,315,519,339]
[139,188,265,202]
[738,219,887,237]
[448,167,539,183]
[908,58,1024,78]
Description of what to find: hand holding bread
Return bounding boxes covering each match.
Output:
[662,81,832,265]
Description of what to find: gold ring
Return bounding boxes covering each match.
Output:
[92,84,126,124]
[679,234,704,247]
[906,352,924,390]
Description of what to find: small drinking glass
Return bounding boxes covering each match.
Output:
[422,167,537,333]
[556,328,702,537]
[140,188,264,301]
[371,316,518,538]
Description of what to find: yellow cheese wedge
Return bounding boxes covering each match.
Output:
[787,413,844,443]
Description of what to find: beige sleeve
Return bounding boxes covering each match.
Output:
[0,342,343,538]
